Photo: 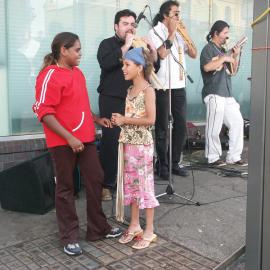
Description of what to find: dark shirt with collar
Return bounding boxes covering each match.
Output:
[200,41,232,100]
[97,35,132,99]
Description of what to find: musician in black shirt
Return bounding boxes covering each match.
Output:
[97,9,137,200]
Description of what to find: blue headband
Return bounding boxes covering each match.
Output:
[123,47,146,67]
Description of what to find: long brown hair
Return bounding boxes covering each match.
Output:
[142,49,154,82]
[41,32,79,71]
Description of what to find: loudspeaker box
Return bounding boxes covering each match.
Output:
[0,152,55,214]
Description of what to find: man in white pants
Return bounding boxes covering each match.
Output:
[200,20,247,167]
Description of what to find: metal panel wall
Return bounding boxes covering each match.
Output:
[246,1,270,270]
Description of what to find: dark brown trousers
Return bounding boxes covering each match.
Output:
[49,143,111,246]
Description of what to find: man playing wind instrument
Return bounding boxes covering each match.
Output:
[148,0,197,180]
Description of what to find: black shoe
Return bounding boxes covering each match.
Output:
[209,159,226,167]
[172,166,189,177]
[227,159,248,167]
[159,165,169,180]
[106,228,122,238]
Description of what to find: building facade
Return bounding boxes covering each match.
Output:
[0,0,253,169]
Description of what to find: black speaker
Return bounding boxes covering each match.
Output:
[0,152,55,214]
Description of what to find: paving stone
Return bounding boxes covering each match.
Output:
[39,243,55,251]
[32,257,48,268]
[0,255,16,264]
[97,254,115,264]
[6,244,24,254]
[194,256,218,268]
[121,258,140,267]
[173,255,194,265]
[45,263,69,270]
[110,250,126,260]
[108,262,130,270]
[0,221,218,270]
[68,265,87,270]
[31,238,49,246]
[61,259,80,268]
[17,266,30,270]
[54,253,71,263]
[133,254,153,264]
[142,259,161,268]
[102,239,115,245]
[87,248,106,258]
[16,255,34,265]
[80,241,97,252]
[131,265,150,270]
[45,247,63,257]
[92,241,108,249]
[117,246,134,255]
[100,245,117,254]
[154,246,177,256]
[186,261,207,270]
[6,259,25,269]
[80,259,100,269]
[0,250,10,257]
[27,262,41,270]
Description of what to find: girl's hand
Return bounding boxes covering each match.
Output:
[142,37,158,61]
[111,113,125,126]
[96,117,112,128]
[67,136,84,153]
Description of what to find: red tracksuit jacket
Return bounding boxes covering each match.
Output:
[33,65,96,148]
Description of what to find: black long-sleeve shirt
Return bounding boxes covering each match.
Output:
[97,35,132,99]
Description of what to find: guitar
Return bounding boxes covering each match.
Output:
[212,36,248,75]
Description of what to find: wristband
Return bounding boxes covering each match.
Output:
[164,39,173,49]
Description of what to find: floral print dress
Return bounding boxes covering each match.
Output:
[119,87,159,209]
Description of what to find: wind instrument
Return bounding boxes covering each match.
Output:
[213,36,248,75]
[132,37,165,90]
[177,20,196,51]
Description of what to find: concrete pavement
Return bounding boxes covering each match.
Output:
[0,149,247,269]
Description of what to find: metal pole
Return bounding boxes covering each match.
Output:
[246,1,270,269]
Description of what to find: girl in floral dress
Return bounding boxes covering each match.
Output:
[111,47,159,250]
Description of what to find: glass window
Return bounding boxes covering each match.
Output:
[0,0,9,136]
[0,0,253,135]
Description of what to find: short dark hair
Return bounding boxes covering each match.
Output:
[114,9,136,25]
[153,0,179,26]
[206,20,230,42]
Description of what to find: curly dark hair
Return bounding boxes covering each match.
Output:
[153,0,179,26]
[206,20,229,42]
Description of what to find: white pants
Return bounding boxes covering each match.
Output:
[204,94,244,163]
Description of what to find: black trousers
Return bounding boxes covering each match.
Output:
[49,143,111,245]
[99,94,125,189]
[155,88,187,168]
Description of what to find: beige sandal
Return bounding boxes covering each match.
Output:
[132,234,157,249]
[118,229,143,244]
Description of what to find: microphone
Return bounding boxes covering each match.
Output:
[135,5,148,27]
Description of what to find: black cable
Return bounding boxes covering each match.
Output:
[199,195,247,206]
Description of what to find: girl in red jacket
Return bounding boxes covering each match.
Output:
[33,32,121,256]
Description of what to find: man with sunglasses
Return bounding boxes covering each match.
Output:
[148,0,197,180]
[97,9,137,200]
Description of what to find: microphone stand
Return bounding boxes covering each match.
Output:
[140,15,200,206]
